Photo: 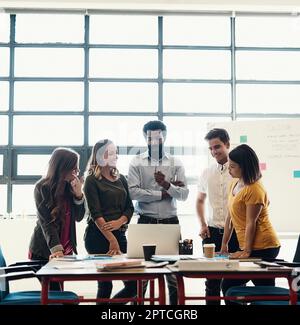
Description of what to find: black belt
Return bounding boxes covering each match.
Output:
[209,226,224,234]
[139,215,179,224]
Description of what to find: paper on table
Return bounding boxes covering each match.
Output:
[96,259,144,271]
[53,262,86,269]
[54,254,112,262]
[229,257,262,263]
[144,261,169,268]
[151,255,201,262]
[238,262,261,269]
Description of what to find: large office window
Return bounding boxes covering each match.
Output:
[0,155,3,175]
[15,14,84,43]
[0,185,7,216]
[235,16,300,117]
[0,116,8,145]
[0,13,299,217]
[14,82,84,111]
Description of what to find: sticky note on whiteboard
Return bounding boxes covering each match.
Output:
[260,163,267,171]
[240,135,247,143]
[293,171,300,178]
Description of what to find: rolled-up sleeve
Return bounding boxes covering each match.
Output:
[198,168,209,194]
[128,160,162,202]
[83,176,103,221]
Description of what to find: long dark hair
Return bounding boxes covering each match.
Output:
[229,144,262,185]
[86,139,119,179]
[39,148,79,221]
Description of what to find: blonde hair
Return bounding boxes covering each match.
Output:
[86,139,119,180]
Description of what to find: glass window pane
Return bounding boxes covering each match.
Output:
[89,116,154,146]
[89,82,157,112]
[90,49,157,78]
[177,184,198,217]
[16,14,84,43]
[174,154,207,179]
[164,116,231,147]
[0,155,3,175]
[237,84,300,114]
[14,82,84,111]
[12,184,35,216]
[117,154,133,176]
[164,83,231,113]
[236,17,300,47]
[18,154,51,176]
[0,13,10,42]
[90,15,157,44]
[236,51,300,80]
[15,48,84,77]
[0,116,8,145]
[164,50,230,79]
[13,116,83,145]
[0,81,9,111]
[0,47,9,76]
[0,185,7,215]
[164,16,230,46]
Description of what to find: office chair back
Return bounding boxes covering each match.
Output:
[0,244,79,304]
[0,245,6,268]
[0,245,9,300]
[225,234,300,304]
[293,235,300,263]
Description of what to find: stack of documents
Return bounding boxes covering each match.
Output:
[96,259,145,271]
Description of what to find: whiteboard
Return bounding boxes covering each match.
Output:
[208,119,300,232]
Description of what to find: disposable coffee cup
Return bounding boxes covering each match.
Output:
[143,244,156,261]
[203,243,216,258]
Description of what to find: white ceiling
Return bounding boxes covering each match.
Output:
[1,0,300,13]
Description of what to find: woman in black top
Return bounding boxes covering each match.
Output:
[84,139,136,303]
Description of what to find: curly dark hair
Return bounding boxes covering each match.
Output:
[143,120,167,137]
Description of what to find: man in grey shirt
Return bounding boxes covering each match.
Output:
[128,120,189,304]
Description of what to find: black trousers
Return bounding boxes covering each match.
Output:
[84,222,137,304]
[138,215,179,305]
[202,226,240,305]
[221,246,281,305]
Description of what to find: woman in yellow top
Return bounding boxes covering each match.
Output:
[220,144,280,300]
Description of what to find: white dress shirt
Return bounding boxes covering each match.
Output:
[128,151,189,219]
[198,162,233,229]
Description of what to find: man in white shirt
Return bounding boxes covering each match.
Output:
[196,128,239,305]
[128,120,189,305]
